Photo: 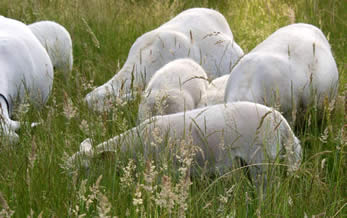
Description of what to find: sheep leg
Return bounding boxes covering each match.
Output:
[0,96,19,143]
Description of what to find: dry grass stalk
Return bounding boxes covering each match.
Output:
[0,192,14,218]
[82,17,100,49]
[63,92,77,120]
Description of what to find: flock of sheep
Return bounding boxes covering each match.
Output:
[0,8,339,184]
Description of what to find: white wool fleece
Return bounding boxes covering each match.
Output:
[85,8,243,112]
[138,58,209,121]
[0,16,54,142]
[225,23,339,119]
[29,20,73,74]
[70,102,302,185]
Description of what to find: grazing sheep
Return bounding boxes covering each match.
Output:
[138,58,209,121]
[0,17,63,142]
[85,8,244,112]
[225,23,339,119]
[29,21,73,74]
[198,74,229,107]
[70,102,302,184]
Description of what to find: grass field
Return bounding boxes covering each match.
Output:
[0,0,346,217]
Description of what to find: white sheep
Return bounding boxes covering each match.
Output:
[70,102,302,185]
[225,23,339,119]
[0,17,72,142]
[198,74,229,107]
[138,59,231,121]
[138,58,209,121]
[85,8,244,112]
[28,20,73,74]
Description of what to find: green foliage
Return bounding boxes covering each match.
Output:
[0,0,345,217]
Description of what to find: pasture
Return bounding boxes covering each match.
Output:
[0,0,345,217]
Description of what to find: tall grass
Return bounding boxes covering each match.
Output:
[0,0,345,217]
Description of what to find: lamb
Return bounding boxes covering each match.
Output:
[137,58,209,121]
[138,59,232,121]
[225,23,339,119]
[28,21,73,74]
[70,102,302,184]
[0,17,72,142]
[85,8,244,112]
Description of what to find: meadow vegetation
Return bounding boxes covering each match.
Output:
[0,0,345,217]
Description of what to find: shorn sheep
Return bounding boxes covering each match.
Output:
[0,16,72,142]
[29,21,73,74]
[70,102,302,185]
[85,8,244,112]
[225,23,339,119]
[137,58,209,121]
[198,74,229,107]
[138,59,232,121]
